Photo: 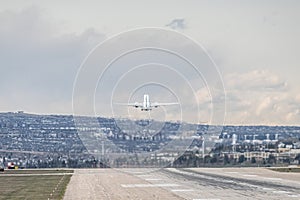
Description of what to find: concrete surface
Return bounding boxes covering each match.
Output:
[64,168,300,200]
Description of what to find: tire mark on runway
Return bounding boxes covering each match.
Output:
[166,168,300,199]
[181,168,300,192]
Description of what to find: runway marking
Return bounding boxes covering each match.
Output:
[272,190,290,194]
[145,178,162,181]
[263,177,282,181]
[171,189,194,192]
[243,174,257,177]
[287,194,300,198]
[193,199,221,200]
[262,187,272,190]
[123,171,148,174]
[121,183,179,188]
[136,175,153,177]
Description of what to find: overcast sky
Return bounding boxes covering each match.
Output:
[0,0,299,125]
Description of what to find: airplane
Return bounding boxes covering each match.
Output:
[116,94,178,111]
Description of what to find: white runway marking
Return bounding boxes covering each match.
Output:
[287,194,300,198]
[136,175,153,177]
[193,199,221,200]
[121,183,179,188]
[171,189,194,192]
[262,187,272,190]
[272,190,290,194]
[263,177,282,181]
[243,174,257,177]
[145,178,162,181]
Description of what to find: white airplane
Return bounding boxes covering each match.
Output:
[116,94,178,111]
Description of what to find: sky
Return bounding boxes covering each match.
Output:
[0,0,299,125]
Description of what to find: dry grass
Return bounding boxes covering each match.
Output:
[0,169,73,200]
[2,169,73,174]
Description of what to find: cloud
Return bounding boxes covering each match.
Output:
[165,18,186,30]
[226,69,287,91]
[223,69,300,125]
[255,96,271,116]
[0,7,106,114]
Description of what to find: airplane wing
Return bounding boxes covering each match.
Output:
[114,102,143,108]
[151,102,179,108]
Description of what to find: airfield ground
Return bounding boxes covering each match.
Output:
[64,167,300,200]
[0,169,73,200]
[1,167,300,200]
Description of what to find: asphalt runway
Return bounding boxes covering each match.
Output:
[63,168,300,200]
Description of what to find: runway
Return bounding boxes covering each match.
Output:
[63,168,300,200]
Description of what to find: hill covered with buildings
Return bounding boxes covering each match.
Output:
[0,112,299,168]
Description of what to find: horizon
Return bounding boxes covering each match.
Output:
[2,110,300,127]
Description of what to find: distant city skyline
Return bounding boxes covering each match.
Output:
[0,1,299,125]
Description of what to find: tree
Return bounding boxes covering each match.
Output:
[295,154,300,161]
[204,155,212,164]
[238,155,245,163]
[268,154,276,164]
[223,154,230,165]
[210,155,218,164]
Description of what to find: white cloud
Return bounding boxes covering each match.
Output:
[226,69,287,91]
[195,87,211,103]
[256,96,271,116]
[224,69,300,125]
[0,7,106,114]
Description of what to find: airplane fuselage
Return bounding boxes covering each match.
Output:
[141,94,151,111]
